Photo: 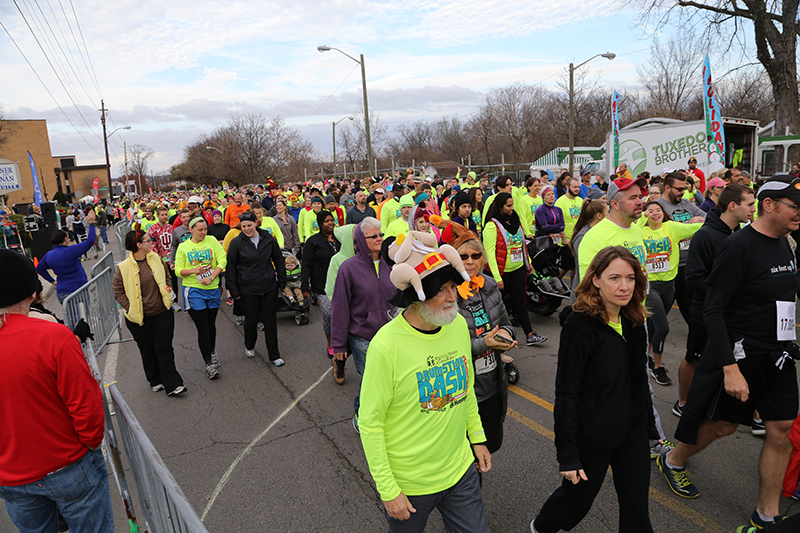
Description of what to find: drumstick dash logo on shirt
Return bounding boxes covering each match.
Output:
[417,353,470,413]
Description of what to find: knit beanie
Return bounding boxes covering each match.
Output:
[452,192,471,212]
[324,194,336,205]
[311,196,324,205]
[317,210,333,228]
[0,250,38,308]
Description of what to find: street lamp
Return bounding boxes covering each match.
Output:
[333,116,354,178]
[568,52,615,175]
[318,45,375,177]
[205,146,223,154]
[101,118,131,200]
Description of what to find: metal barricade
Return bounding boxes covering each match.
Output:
[92,251,115,279]
[62,267,121,353]
[108,383,208,533]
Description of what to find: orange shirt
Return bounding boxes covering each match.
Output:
[224,203,250,227]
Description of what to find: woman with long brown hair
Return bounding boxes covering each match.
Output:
[531,246,659,533]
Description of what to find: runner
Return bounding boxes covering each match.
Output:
[531,247,657,533]
[175,216,227,379]
[658,176,800,530]
[301,210,340,358]
[226,211,286,366]
[518,176,543,238]
[640,201,702,386]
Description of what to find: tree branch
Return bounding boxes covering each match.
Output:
[675,0,784,23]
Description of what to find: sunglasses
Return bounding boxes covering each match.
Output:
[459,253,482,261]
[364,233,384,240]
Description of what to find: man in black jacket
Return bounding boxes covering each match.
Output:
[676,184,756,417]
[226,212,286,365]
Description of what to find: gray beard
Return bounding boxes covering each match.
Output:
[418,301,458,327]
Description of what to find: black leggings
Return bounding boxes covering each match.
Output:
[535,429,653,533]
[645,280,675,355]
[240,290,281,361]
[502,267,531,336]
[477,393,504,454]
[188,308,218,364]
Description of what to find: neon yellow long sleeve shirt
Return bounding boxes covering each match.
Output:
[359,313,485,501]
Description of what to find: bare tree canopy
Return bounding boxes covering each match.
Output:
[636,36,702,119]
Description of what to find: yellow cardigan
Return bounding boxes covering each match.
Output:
[117,251,172,325]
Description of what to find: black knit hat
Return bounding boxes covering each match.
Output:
[0,251,38,308]
[316,209,333,228]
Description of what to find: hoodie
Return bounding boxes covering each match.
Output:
[330,223,397,354]
[685,209,735,320]
[325,225,356,300]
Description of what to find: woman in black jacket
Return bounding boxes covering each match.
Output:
[301,210,340,358]
[531,246,659,533]
[226,212,286,366]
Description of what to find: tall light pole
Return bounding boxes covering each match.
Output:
[318,45,374,177]
[205,146,223,154]
[100,99,130,200]
[332,116,354,178]
[568,52,615,175]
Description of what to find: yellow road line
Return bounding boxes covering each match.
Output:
[507,389,727,532]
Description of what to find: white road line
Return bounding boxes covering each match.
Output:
[200,368,330,522]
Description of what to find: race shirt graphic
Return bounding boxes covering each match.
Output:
[187,248,215,282]
[417,353,470,412]
[644,235,672,274]
[507,231,524,263]
[670,210,693,250]
[569,205,581,218]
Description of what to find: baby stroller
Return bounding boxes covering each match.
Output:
[277,250,310,325]
[525,238,572,316]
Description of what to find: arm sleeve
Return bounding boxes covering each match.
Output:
[174,243,188,279]
[482,222,502,282]
[226,239,240,299]
[211,237,227,270]
[345,210,354,225]
[301,240,314,293]
[685,232,712,296]
[688,202,707,218]
[668,221,703,241]
[358,338,402,501]
[112,267,130,311]
[330,266,352,353]
[148,226,163,258]
[272,240,286,290]
[56,335,105,449]
[170,229,180,264]
[69,225,96,258]
[578,230,601,282]
[703,286,736,367]
[36,256,55,284]
[553,319,591,471]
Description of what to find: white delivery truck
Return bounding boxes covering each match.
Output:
[585,117,759,190]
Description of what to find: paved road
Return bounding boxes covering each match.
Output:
[2,252,800,532]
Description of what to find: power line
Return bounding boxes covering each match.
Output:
[299,63,359,128]
[67,0,102,99]
[0,18,102,155]
[59,0,102,97]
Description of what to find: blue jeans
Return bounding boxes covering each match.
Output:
[350,333,369,414]
[56,292,69,305]
[99,226,109,244]
[385,466,488,533]
[0,448,114,533]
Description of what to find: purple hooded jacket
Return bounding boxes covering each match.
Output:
[330,222,397,354]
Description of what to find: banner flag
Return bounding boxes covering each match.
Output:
[611,92,621,168]
[702,55,726,172]
[27,151,44,207]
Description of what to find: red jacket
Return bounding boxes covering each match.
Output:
[0,315,104,485]
[783,415,800,498]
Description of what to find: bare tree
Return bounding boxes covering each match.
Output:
[337,101,389,172]
[716,65,775,124]
[636,36,702,119]
[629,0,800,159]
[128,144,154,194]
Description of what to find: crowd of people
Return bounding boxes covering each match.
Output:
[3,158,800,532]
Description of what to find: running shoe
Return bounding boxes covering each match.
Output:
[353,413,360,434]
[656,454,699,498]
[168,385,187,396]
[526,332,547,345]
[672,401,684,417]
[750,510,784,529]
[272,358,285,367]
[650,440,674,459]
[530,518,540,533]
[332,357,345,384]
[210,352,220,368]
[151,384,165,392]
[235,315,244,326]
[751,419,766,436]
[258,322,265,331]
[327,347,334,358]
[647,355,655,370]
[651,366,672,386]
[226,297,234,306]
[245,349,256,359]
[793,483,800,501]
[205,364,220,379]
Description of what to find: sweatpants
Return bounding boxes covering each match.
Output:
[240,290,281,361]
[534,429,653,533]
[501,267,531,337]
[125,310,183,392]
[188,308,218,365]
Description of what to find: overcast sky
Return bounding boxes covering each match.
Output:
[0,0,750,176]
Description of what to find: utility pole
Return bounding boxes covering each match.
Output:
[100,100,112,200]
[124,142,130,197]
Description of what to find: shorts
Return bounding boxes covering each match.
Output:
[708,344,799,425]
[316,293,331,335]
[185,286,222,311]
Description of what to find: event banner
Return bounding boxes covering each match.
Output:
[702,55,726,172]
[27,151,44,206]
[611,91,621,168]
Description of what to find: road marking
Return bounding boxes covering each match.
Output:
[201,368,329,522]
[507,387,727,532]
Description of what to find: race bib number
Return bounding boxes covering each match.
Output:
[196,264,213,283]
[509,243,523,263]
[475,351,497,375]
[679,238,691,251]
[646,253,669,274]
[777,301,796,341]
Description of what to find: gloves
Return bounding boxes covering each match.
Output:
[72,319,95,343]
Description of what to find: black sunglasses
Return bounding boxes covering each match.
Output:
[364,233,384,240]
[459,253,482,261]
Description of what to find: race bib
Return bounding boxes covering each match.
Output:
[509,243,523,263]
[196,264,214,283]
[549,234,562,246]
[777,301,796,341]
[679,238,691,251]
[646,253,669,274]
[475,351,498,375]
